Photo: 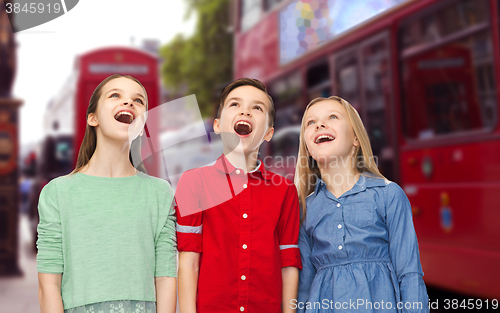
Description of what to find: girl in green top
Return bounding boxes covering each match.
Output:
[36,74,177,313]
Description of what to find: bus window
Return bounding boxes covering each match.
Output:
[362,37,394,179]
[307,61,330,99]
[268,71,303,129]
[400,0,496,139]
[334,34,396,179]
[458,0,488,27]
[241,0,261,32]
[268,125,301,177]
[335,52,361,111]
[401,0,489,50]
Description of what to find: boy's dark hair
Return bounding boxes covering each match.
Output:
[217,78,275,127]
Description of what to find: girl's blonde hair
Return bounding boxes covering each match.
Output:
[72,74,148,174]
[294,96,386,222]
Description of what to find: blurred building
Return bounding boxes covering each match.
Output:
[0,0,22,276]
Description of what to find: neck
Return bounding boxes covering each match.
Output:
[223,144,259,173]
[81,136,137,177]
[317,156,359,198]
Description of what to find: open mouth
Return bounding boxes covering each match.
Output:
[234,121,253,136]
[315,134,335,144]
[114,111,135,124]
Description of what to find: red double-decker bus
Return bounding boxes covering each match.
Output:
[233,0,500,299]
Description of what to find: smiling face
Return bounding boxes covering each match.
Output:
[304,99,359,167]
[213,85,274,153]
[87,77,147,143]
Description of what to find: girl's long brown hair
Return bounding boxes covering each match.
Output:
[72,74,148,174]
[294,96,386,223]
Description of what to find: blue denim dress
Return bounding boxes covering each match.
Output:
[297,174,429,313]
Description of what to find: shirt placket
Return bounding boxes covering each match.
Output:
[333,198,348,259]
[237,172,251,312]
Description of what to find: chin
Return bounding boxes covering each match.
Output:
[107,131,133,144]
[240,143,258,154]
[310,153,335,163]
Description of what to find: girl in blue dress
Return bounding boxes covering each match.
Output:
[294,96,429,313]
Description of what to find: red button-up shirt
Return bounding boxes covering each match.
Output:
[175,153,302,313]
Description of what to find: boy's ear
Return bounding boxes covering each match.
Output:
[87,113,98,127]
[213,118,221,134]
[263,127,274,142]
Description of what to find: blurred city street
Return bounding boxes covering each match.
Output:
[0,214,39,313]
[0,0,499,310]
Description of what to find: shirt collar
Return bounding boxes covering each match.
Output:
[314,173,387,198]
[314,178,326,196]
[248,159,262,174]
[214,153,271,180]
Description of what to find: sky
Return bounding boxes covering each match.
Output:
[13,0,196,147]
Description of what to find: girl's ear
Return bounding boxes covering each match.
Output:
[87,113,98,127]
[353,136,359,147]
[352,137,360,157]
[213,118,221,134]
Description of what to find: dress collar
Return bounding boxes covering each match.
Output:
[314,173,388,198]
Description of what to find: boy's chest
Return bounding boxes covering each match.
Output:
[201,180,285,231]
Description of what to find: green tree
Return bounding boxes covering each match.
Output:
[160,0,232,118]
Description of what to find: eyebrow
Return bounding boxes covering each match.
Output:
[106,88,146,100]
[225,97,267,107]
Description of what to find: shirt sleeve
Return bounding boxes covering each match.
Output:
[297,224,316,313]
[36,181,64,274]
[277,184,302,269]
[155,183,177,277]
[175,171,203,253]
[386,182,429,313]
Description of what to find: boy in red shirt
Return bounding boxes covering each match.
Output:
[175,78,302,313]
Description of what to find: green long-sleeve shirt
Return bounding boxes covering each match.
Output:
[36,172,177,310]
